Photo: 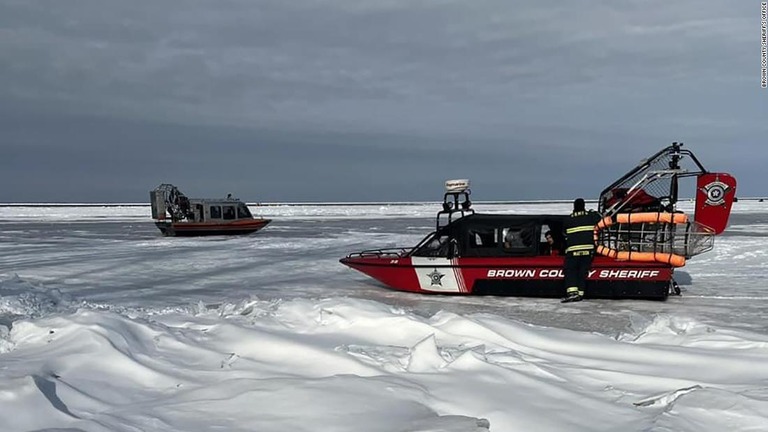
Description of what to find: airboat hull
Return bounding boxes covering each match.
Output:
[340,255,673,300]
[155,219,271,237]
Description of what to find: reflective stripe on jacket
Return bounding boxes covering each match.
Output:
[564,210,602,255]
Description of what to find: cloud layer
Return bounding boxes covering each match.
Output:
[0,0,763,201]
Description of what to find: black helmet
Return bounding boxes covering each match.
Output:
[573,198,586,211]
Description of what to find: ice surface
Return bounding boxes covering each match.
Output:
[1,201,767,431]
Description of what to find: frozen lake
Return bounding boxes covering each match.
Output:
[2,201,767,333]
[2,201,768,431]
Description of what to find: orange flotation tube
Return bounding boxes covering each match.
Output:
[594,212,688,267]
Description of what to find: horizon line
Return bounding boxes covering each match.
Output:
[0,197,764,207]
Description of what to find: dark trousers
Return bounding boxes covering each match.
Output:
[564,251,594,296]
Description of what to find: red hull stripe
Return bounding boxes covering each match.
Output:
[452,258,467,293]
[170,221,270,231]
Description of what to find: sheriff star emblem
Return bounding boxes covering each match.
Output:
[701,180,730,206]
[427,269,445,286]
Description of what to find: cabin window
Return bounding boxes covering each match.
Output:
[461,221,540,257]
[223,206,236,220]
[502,226,535,250]
[237,204,252,219]
[539,223,564,256]
[502,228,524,249]
[210,206,222,219]
[540,224,551,243]
[469,228,498,248]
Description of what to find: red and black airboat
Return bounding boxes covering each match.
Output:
[340,143,737,300]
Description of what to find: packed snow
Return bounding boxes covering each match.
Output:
[1,201,767,431]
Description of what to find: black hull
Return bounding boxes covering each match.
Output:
[471,279,670,300]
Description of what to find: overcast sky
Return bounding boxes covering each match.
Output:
[0,0,764,202]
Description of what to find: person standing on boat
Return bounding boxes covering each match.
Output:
[561,198,602,303]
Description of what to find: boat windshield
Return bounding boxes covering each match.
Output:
[237,203,253,219]
[412,233,455,257]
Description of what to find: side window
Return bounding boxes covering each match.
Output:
[502,228,525,249]
[237,204,252,219]
[541,223,564,256]
[540,224,551,242]
[469,228,497,248]
[503,226,535,250]
[223,206,236,220]
[210,206,221,219]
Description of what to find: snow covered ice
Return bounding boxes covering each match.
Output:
[2,201,768,431]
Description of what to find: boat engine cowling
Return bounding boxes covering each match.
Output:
[150,184,193,222]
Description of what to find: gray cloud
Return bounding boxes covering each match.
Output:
[0,0,764,201]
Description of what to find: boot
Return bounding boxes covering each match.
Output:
[561,292,583,303]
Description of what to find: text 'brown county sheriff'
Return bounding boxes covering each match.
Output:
[486,269,662,279]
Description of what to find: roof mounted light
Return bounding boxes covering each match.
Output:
[445,179,470,193]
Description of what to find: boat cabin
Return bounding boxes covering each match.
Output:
[150,184,254,223]
[411,214,567,259]
[182,198,254,223]
[409,179,567,259]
